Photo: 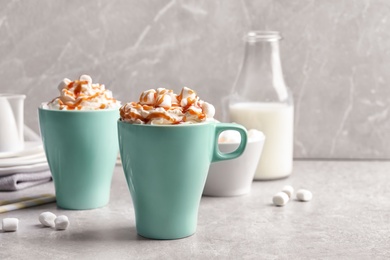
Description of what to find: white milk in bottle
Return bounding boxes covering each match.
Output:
[229,102,293,179]
[229,31,294,180]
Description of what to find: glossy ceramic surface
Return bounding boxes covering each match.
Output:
[203,133,265,197]
[38,108,119,210]
[118,121,247,239]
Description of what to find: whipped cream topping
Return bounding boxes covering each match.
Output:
[42,75,120,110]
[120,87,215,125]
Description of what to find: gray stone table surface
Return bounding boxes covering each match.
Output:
[0,160,389,259]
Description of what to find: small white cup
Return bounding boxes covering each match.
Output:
[203,130,265,197]
[0,94,26,153]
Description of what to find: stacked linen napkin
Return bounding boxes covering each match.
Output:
[0,141,52,191]
[0,170,52,191]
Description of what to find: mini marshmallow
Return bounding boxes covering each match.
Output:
[2,218,19,232]
[202,102,215,118]
[247,129,264,141]
[60,93,76,104]
[139,89,156,105]
[156,94,172,108]
[273,192,289,206]
[79,74,92,84]
[296,189,313,202]
[39,212,57,227]
[55,215,69,230]
[179,87,197,107]
[57,78,71,91]
[281,185,294,198]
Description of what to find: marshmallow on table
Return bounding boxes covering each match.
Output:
[55,215,69,230]
[281,185,294,198]
[39,212,57,227]
[272,192,289,206]
[2,218,19,232]
[296,189,313,202]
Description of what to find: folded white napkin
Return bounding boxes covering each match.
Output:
[0,170,52,191]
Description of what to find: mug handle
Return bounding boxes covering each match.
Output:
[212,123,247,163]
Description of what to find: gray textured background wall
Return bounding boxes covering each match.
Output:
[1,0,389,159]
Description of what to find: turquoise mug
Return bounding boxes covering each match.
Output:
[118,120,247,239]
[38,108,119,210]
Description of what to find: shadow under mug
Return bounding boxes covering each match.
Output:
[118,120,247,240]
[38,108,119,210]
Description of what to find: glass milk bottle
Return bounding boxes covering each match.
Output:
[229,31,293,180]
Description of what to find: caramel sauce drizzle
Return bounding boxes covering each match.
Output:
[146,112,175,122]
[120,88,206,124]
[49,80,117,110]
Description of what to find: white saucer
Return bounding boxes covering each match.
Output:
[0,162,49,176]
[0,141,44,159]
[0,151,47,167]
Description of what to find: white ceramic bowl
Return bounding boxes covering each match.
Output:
[203,130,265,197]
